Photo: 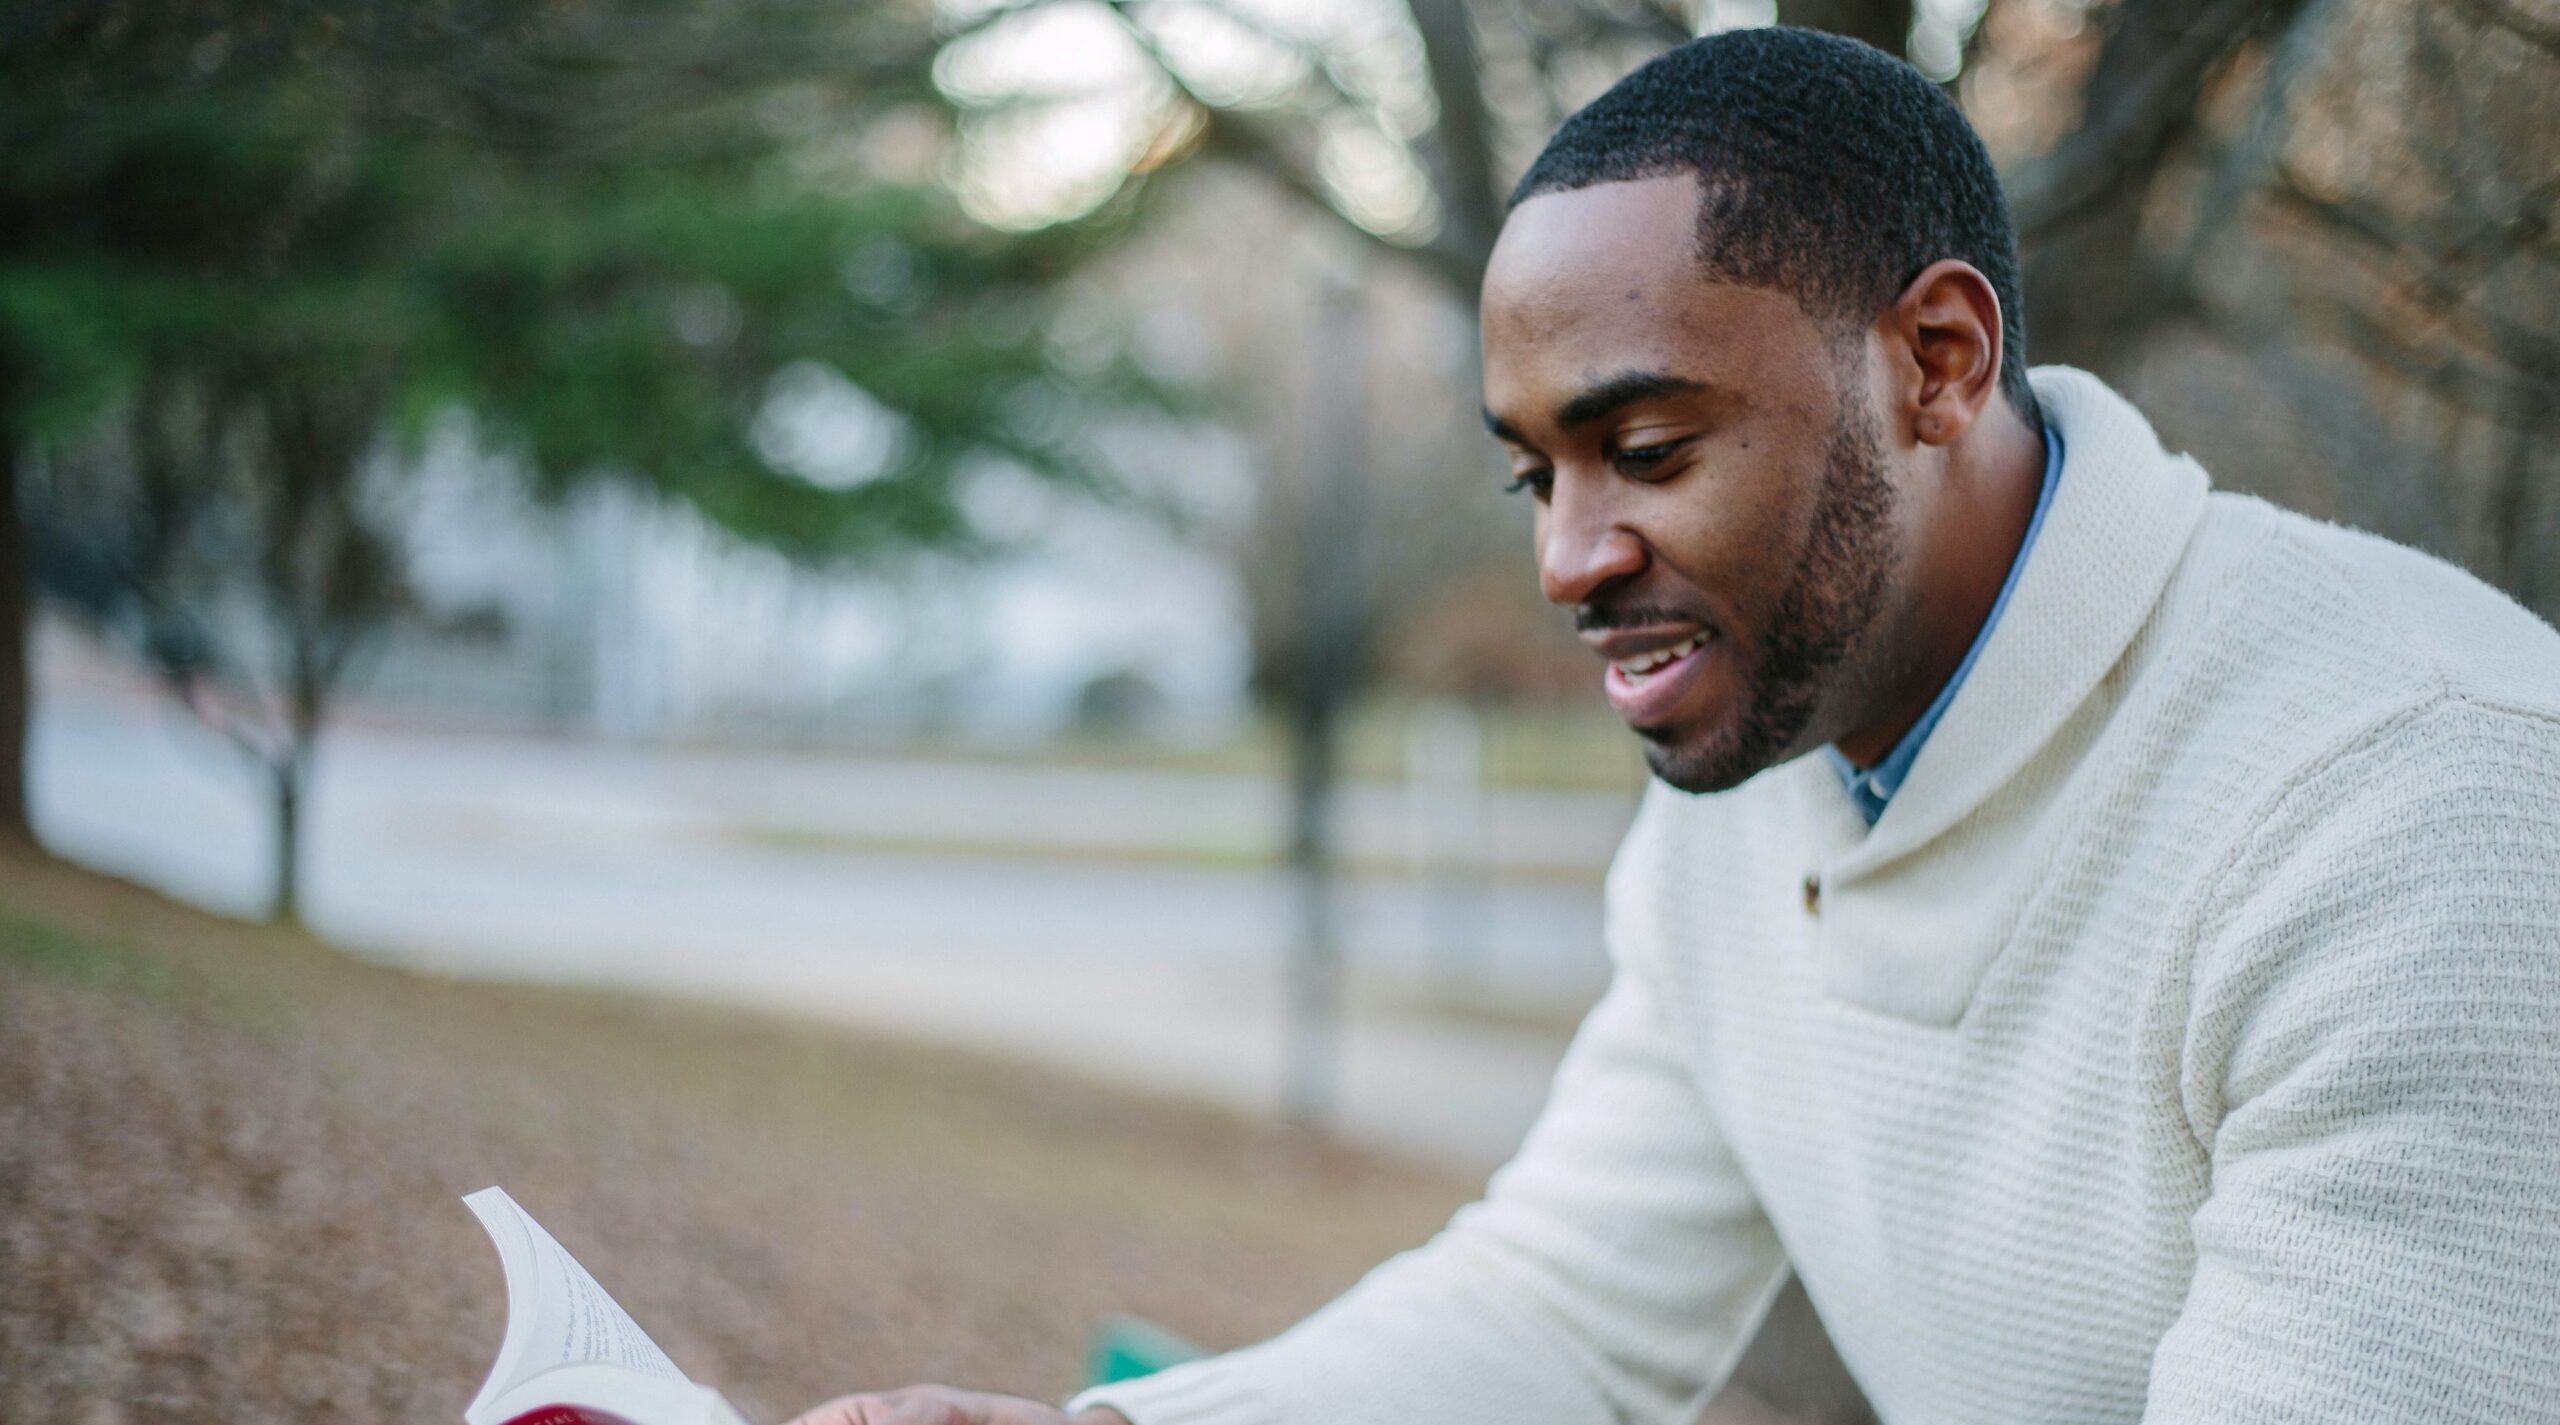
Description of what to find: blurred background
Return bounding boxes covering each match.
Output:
[1,1,2551,1422]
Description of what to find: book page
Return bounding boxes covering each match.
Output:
[489,1366,751,1425]
[464,1188,689,1421]
[523,1209,686,1381]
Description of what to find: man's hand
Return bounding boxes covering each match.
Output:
[784,1386,1130,1425]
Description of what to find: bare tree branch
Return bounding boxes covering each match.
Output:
[2161,0,2342,294]
[2265,171,2560,374]
[1174,0,1378,118]
[2009,0,2305,241]
[170,672,292,771]
[1188,105,1486,292]
[1107,2,1492,294]
[2443,0,2560,59]
[1404,0,1509,289]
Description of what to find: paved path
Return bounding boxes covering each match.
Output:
[32,680,1634,1171]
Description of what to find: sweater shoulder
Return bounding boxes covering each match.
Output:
[2158,520,2560,1135]
[2177,686,2560,1126]
[2166,507,2560,1037]
[2121,495,2560,830]
[2230,495,2560,716]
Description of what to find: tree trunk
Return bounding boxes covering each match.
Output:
[271,594,340,930]
[2016,0,2307,371]
[1406,696,1490,1001]
[1782,0,1915,58]
[2486,335,2553,618]
[0,341,30,846]
[1284,689,1345,1133]
[269,754,304,926]
[1282,266,1373,1135]
[1404,0,1507,289]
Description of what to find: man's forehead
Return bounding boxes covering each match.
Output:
[1481,182,1831,421]
[1483,173,1705,311]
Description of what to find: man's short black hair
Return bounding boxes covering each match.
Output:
[1511,26,2038,422]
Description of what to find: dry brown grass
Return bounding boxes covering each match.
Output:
[0,848,1473,1425]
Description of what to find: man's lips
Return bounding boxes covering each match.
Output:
[1581,619,1714,659]
[1591,625,1717,725]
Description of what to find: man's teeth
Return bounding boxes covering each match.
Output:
[1613,633,1704,679]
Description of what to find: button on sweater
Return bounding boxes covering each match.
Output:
[1072,368,2560,1425]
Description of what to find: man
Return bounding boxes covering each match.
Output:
[798,27,2560,1425]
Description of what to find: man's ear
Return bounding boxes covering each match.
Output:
[1887,259,2005,449]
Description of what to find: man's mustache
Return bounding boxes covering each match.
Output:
[1574,602,1709,634]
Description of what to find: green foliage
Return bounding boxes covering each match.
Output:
[412,169,1143,559]
[0,0,1180,916]
[1,0,1164,567]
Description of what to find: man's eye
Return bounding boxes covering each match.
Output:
[1612,439,1685,475]
[1504,469,1552,498]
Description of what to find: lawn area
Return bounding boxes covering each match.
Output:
[0,848,1475,1425]
[711,699,1652,797]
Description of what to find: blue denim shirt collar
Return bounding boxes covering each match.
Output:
[1826,424,2064,826]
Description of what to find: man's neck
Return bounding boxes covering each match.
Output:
[1832,402,2049,770]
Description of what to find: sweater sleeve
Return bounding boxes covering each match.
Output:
[2141,701,2560,1423]
[1066,956,1790,1425]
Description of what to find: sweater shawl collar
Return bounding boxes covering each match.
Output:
[1822,367,2209,878]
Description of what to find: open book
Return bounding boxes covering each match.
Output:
[463,1187,754,1425]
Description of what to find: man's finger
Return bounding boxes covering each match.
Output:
[781,1395,878,1425]
[785,1385,1030,1425]
[783,1388,951,1425]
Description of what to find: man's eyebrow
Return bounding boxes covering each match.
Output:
[1555,371,1706,431]
[1481,407,1527,444]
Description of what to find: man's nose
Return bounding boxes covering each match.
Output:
[1538,482,1647,606]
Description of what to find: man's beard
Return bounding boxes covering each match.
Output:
[1643,395,1899,794]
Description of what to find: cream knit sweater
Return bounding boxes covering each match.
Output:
[1072,369,2560,1425]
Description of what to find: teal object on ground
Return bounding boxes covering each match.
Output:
[1085,1316,1204,1385]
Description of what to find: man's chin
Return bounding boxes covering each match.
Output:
[1634,721,1769,795]
[1630,690,1819,795]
